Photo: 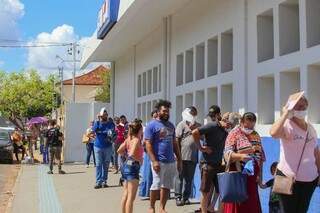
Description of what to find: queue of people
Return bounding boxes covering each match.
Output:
[83,91,319,213]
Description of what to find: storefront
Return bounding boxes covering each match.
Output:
[81,0,320,210]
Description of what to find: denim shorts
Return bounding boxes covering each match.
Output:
[122,160,140,181]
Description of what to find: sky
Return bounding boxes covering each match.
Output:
[0,0,106,78]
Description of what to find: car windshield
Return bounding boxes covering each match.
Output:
[0,131,10,146]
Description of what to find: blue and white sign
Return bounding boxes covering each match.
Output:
[97,0,120,39]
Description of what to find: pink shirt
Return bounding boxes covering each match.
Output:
[126,139,144,162]
[277,119,319,182]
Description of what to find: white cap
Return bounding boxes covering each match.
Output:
[99,107,107,116]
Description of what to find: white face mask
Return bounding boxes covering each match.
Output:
[293,110,307,119]
[241,127,254,135]
[182,108,196,124]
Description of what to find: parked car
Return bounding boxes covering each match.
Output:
[0,127,14,164]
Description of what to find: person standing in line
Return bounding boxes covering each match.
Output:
[40,125,49,164]
[223,112,265,213]
[85,121,96,167]
[92,107,115,189]
[46,119,65,174]
[174,106,201,206]
[259,162,281,213]
[114,117,126,174]
[191,105,231,213]
[118,119,144,213]
[120,115,129,138]
[145,100,182,213]
[270,92,319,213]
[139,110,158,198]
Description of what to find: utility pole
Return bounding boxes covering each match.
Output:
[72,42,76,102]
[58,66,64,104]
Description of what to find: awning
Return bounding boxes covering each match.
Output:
[81,0,192,68]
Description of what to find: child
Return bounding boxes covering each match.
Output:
[259,162,280,213]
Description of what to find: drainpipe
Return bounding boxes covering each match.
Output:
[244,0,249,112]
[133,45,137,117]
[162,17,168,100]
[110,61,116,117]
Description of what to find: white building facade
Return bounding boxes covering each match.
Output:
[81,0,320,137]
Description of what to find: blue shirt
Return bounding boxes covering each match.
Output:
[144,119,175,163]
[92,120,115,149]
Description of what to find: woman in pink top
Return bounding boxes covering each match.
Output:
[270,94,319,213]
[118,119,143,213]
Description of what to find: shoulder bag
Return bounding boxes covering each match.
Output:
[217,152,248,203]
[272,131,309,195]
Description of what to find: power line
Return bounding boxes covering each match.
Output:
[0,38,72,45]
[0,44,71,48]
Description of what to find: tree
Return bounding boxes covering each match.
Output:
[0,70,59,130]
[95,71,110,103]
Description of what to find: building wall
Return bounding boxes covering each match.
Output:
[63,85,100,103]
[113,49,135,119]
[170,0,246,125]
[112,0,320,135]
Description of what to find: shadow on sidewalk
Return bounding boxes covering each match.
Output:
[62,171,86,175]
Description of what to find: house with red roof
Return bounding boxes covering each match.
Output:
[61,65,109,103]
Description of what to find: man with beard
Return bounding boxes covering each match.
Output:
[192,105,231,213]
[145,100,182,213]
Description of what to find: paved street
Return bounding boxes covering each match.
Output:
[10,164,200,213]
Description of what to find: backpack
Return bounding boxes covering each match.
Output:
[47,128,62,146]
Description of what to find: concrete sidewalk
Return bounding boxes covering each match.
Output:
[10,164,200,213]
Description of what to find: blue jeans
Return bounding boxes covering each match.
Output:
[94,146,113,185]
[174,161,197,200]
[42,145,49,164]
[86,143,96,165]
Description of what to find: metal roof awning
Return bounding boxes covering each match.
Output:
[81,0,192,68]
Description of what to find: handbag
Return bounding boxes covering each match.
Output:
[82,134,90,144]
[217,153,248,203]
[273,131,309,195]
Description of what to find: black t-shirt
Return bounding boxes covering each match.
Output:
[45,127,63,147]
[198,121,228,164]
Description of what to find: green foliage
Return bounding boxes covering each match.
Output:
[95,71,110,103]
[0,70,58,130]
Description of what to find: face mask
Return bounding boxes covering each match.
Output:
[241,127,254,135]
[182,108,196,124]
[293,110,307,119]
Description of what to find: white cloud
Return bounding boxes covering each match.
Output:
[26,24,107,79]
[0,60,4,67]
[0,0,24,40]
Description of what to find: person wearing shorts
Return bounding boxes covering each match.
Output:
[145,100,182,213]
[192,105,232,213]
[118,119,144,213]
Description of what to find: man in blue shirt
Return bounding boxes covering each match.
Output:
[92,107,115,189]
[145,100,182,213]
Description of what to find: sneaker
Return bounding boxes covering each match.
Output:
[47,171,53,174]
[94,184,102,189]
[103,183,109,188]
[58,170,66,174]
[176,198,184,206]
[86,165,89,168]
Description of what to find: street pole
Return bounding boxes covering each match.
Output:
[72,42,76,102]
[59,66,64,104]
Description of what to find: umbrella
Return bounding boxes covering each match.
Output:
[27,117,48,125]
